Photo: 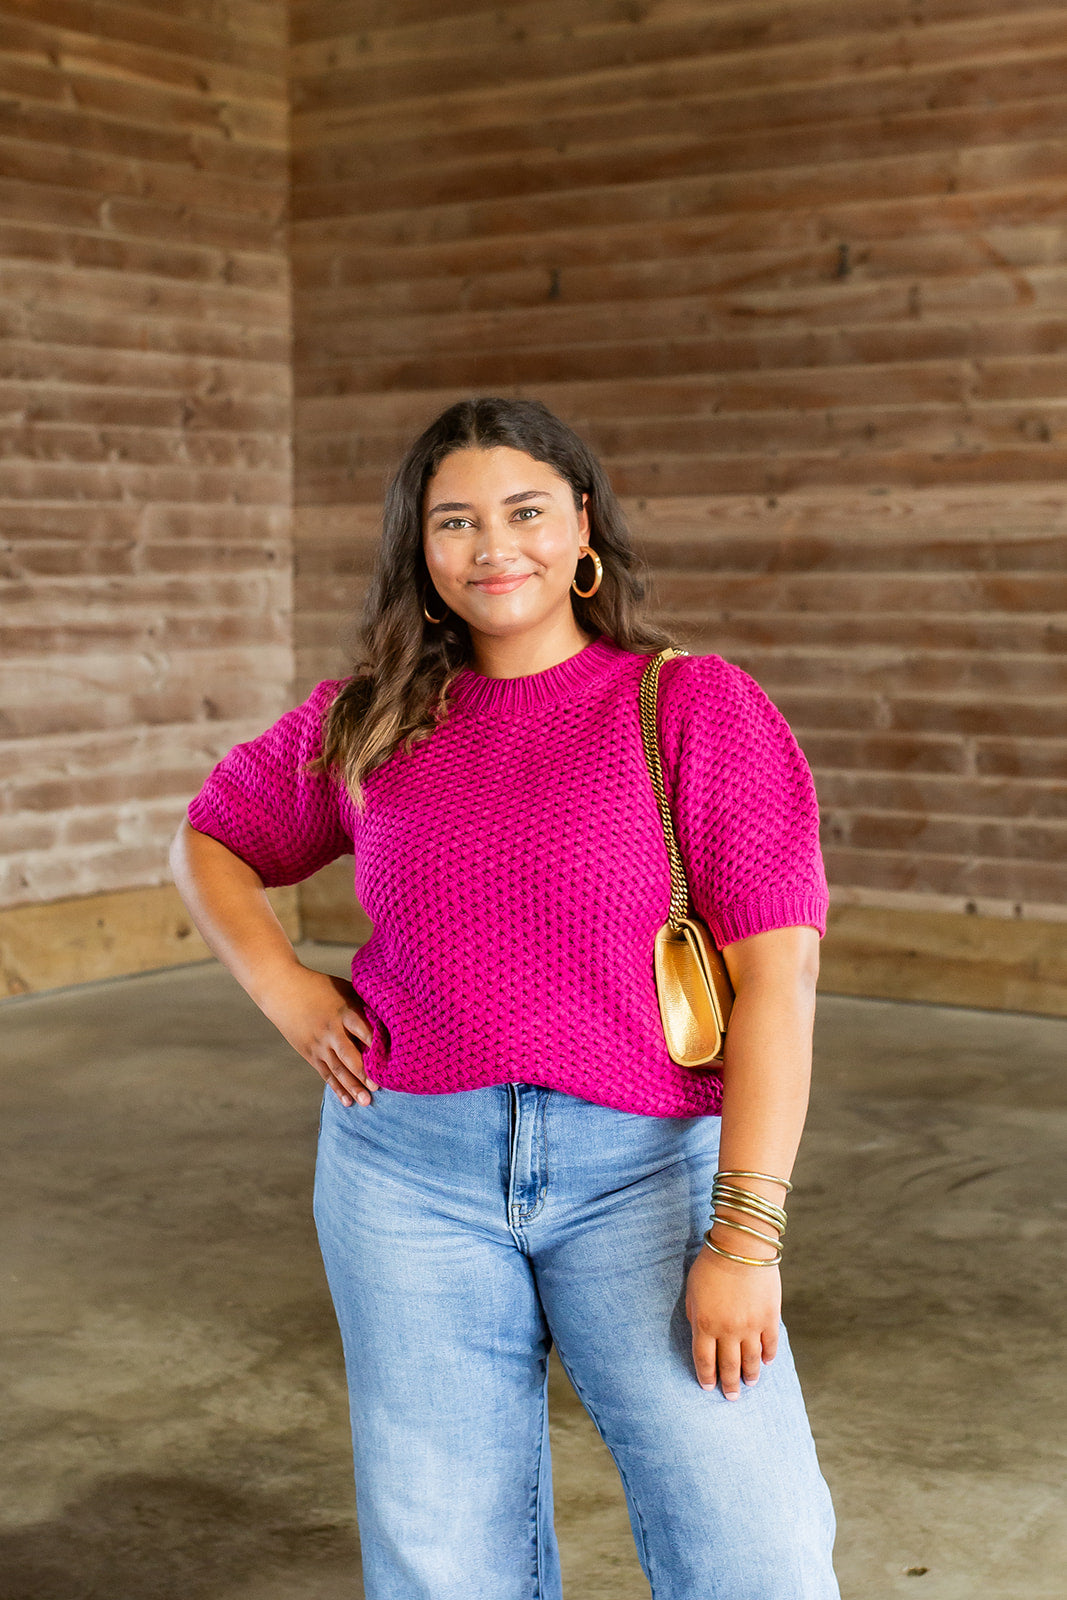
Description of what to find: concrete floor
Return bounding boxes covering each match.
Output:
[1,944,1064,1600]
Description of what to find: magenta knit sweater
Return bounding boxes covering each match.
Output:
[187,632,828,1117]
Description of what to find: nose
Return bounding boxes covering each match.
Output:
[473,512,519,566]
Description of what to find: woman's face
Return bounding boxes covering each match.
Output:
[422,446,590,641]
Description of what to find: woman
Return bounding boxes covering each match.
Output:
[170,396,840,1600]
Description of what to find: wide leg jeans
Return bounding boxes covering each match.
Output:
[313,1081,840,1600]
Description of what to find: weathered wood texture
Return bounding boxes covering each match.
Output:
[4,1,1066,1002]
[290,0,1067,932]
[820,902,1067,1016]
[0,0,294,911]
[0,881,299,997]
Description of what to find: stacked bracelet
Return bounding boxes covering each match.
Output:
[714,1169,793,1194]
[703,1169,792,1267]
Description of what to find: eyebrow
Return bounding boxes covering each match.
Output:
[426,489,552,517]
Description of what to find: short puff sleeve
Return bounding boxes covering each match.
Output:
[659,653,829,948]
[186,679,352,886]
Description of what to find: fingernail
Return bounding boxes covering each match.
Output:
[358,1091,370,1106]
[366,1080,379,1091]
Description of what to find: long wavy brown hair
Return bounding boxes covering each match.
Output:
[311,396,678,812]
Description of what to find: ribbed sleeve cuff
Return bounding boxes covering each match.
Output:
[187,791,224,839]
[186,790,285,885]
[708,891,829,948]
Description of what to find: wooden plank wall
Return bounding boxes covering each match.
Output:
[0,0,293,948]
[289,0,1067,982]
[3,1,1064,1002]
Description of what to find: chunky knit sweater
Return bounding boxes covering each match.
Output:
[187,632,828,1117]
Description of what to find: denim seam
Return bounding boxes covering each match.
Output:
[511,1086,550,1225]
[600,1440,656,1596]
[531,1363,549,1600]
[551,1346,658,1595]
[521,1090,549,1222]
[507,1084,520,1228]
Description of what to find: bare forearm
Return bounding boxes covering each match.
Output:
[710,926,820,1251]
[685,924,820,1397]
[716,977,814,1187]
[169,818,304,1018]
[170,818,377,1106]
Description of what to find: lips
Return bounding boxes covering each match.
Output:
[470,574,532,593]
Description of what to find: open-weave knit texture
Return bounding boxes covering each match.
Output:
[187,632,828,1117]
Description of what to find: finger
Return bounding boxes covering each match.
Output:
[691,1331,718,1394]
[323,1046,374,1105]
[307,1043,369,1106]
[332,1049,377,1095]
[717,1340,742,1401]
[341,1007,374,1048]
[741,1336,763,1387]
[762,1324,779,1365]
[326,1028,377,1090]
[325,1071,357,1106]
[307,1058,356,1107]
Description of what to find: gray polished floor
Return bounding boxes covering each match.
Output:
[1,947,1063,1600]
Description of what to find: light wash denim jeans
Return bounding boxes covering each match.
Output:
[313,1081,840,1600]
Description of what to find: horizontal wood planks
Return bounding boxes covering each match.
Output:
[0,880,300,998]
[4,1,1065,1001]
[290,0,1067,936]
[1,0,294,912]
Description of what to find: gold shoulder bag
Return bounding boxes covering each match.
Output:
[639,647,735,1067]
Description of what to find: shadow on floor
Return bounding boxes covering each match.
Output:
[0,1472,360,1600]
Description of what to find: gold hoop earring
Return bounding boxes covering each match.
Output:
[422,592,448,624]
[571,545,602,599]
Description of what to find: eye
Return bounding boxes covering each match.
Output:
[439,517,472,531]
[514,506,541,521]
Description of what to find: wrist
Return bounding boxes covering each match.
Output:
[704,1220,780,1262]
[704,1168,790,1266]
[246,953,315,1022]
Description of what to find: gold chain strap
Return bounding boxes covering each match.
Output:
[638,647,691,932]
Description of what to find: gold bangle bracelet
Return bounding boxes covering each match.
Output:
[713,1179,788,1214]
[713,1203,790,1235]
[702,1229,782,1266]
[710,1201,786,1240]
[707,1213,784,1249]
[713,1190,790,1222]
[711,1204,787,1238]
[711,1185,788,1230]
[714,1169,794,1194]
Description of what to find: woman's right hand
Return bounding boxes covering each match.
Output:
[264,964,379,1107]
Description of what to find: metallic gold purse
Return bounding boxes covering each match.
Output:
[639,647,735,1067]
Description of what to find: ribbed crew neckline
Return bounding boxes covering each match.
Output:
[450,632,634,714]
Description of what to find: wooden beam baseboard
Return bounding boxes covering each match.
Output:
[0,883,300,1000]
[820,904,1067,1017]
[3,884,1064,1019]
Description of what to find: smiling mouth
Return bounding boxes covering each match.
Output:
[470,573,532,590]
